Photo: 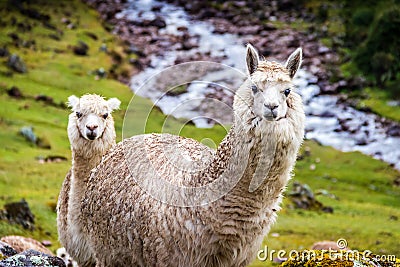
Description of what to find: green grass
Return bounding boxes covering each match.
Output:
[0,0,399,264]
[357,87,400,123]
[250,141,400,266]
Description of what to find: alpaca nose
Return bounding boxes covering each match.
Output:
[86,124,98,131]
[264,103,279,111]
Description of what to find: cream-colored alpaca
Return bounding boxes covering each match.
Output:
[74,44,304,267]
[56,94,120,267]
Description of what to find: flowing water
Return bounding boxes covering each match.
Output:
[117,0,400,170]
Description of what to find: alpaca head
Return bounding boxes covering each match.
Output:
[67,94,120,154]
[244,44,302,122]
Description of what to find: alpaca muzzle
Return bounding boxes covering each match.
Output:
[85,124,99,140]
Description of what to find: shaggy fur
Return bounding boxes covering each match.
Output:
[57,247,79,267]
[72,45,305,267]
[57,94,120,267]
[0,235,53,255]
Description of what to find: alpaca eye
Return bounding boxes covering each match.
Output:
[102,113,108,119]
[284,88,291,97]
[251,85,258,94]
[76,112,82,118]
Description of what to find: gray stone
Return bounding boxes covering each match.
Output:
[7,54,27,73]
[0,249,65,267]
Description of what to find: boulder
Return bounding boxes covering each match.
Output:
[19,126,37,145]
[0,249,65,267]
[6,86,23,99]
[0,241,17,259]
[148,16,166,28]
[72,41,89,56]
[0,236,53,255]
[288,182,333,213]
[0,47,9,57]
[7,54,27,73]
[387,125,400,137]
[2,199,35,230]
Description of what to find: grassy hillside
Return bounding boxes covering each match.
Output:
[0,0,398,265]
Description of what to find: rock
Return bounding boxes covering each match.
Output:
[99,43,107,52]
[35,94,54,105]
[0,236,53,255]
[2,199,35,230]
[0,249,65,267]
[355,138,368,146]
[7,32,20,42]
[124,45,145,57]
[36,137,51,149]
[19,126,37,145]
[318,46,330,54]
[288,182,332,212]
[20,7,50,21]
[6,86,23,99]
[60,17,70,24]
[43,21,57,31]
[129,58,144,70]
[67,23,76,29]
[36,155,67,163]
[277,0,296,11]
[40,240,52,247]
[48,33,61,41]
[0,47,9,57]
[394,177,400,187]
[0,241,17,259]
[148,16,166,28]
[319,110,335,118]
[84,31,98,40]
[321,206,334,213]
[72,41,89,56]
[237,25,263,35]
[94,67,106,78]
[387,125,400,137]
[7,54,27,73]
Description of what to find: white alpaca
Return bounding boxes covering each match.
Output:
[71,44,304,267]
[57,94,120,267]
[57,247,79,267]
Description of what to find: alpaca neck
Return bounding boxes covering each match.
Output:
[71,151,103,184]
[207,95,304,219]
[69,138,115,221]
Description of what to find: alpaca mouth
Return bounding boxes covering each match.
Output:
[263,115,275,121]
[86,132,98,140]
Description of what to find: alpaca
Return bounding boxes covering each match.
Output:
[56,94,120,267]
[57,247,79,267]
[0,235,53,255]
[73,44,304,267]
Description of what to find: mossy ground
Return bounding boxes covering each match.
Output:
[0,0,399,264]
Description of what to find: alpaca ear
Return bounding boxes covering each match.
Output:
[67,95,79,110]
[107,98,121,112]
[246,44,259,75]
[285,48,302,79]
